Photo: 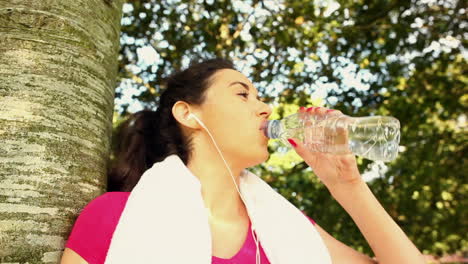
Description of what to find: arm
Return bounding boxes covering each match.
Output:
[310,180,425,263]
[327,180,425,264]
[60,248,89,264]
[290,106,425,264]
[314,223,377,263]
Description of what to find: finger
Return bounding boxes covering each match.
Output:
[302,107,320,148]
[287,137,327,173]
[303,107,316,141]
[314,107,342,116]
[311,107,327,122]
[299,106,316,127]
[299,106,319,115]
[287,137,319,161]
[298,106,308,123]
[318,107,349,151]
[325,108,342,116]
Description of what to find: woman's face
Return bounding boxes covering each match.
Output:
[197,69,272,168]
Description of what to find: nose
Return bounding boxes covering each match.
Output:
[258,101,272,119]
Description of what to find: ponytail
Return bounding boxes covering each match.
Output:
[107,110,160,191]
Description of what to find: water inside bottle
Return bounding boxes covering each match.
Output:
[347,116,400,161]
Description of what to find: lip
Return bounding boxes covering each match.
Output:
[259,120,268,131]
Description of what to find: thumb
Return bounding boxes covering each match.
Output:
[287,137,320,166]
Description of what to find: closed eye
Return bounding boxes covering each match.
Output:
[238,92,249,98]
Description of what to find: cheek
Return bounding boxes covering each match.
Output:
[205,101,256,143]
[217,112,247,134]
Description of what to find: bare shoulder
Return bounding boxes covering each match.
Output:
[60,248,89,264]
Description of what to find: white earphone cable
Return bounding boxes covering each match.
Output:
[188,113,261,264]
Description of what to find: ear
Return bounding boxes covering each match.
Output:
[172,101,201,129]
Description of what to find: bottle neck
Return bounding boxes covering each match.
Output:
[264,120,282,139]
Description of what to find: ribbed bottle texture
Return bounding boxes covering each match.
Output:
[263,112,400,162]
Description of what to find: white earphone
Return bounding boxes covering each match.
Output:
[184,112,261,264]
[186,113,210,132]
[185,113,200,123]
[185,113,194,120]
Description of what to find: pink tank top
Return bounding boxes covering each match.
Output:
[65,192,316,264]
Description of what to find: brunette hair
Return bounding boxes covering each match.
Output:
[107,58,235,192]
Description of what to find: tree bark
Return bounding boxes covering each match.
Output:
[0,0,123,262]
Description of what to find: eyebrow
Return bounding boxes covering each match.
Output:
[229,81,261,100]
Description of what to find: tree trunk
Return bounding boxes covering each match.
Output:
[0,0,123,262]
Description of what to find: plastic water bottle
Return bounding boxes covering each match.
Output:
[262,112,400,162]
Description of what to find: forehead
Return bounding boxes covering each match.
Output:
[209,69,252,87]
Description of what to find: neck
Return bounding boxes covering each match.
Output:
[187,138,247,222]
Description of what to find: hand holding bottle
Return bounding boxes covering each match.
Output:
[287,106,362,190]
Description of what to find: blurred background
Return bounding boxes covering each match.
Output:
[111,0,467,261]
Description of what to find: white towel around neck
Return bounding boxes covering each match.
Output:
[104,154,331,264]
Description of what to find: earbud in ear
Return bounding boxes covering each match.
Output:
[185,113,194,120]
[187,113,207,129]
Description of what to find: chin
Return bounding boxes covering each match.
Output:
[249,150,270,167]
[261,150,270,163]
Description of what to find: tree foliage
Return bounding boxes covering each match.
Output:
[113,0,467,257]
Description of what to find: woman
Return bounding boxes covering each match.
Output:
[61,58,425,264]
